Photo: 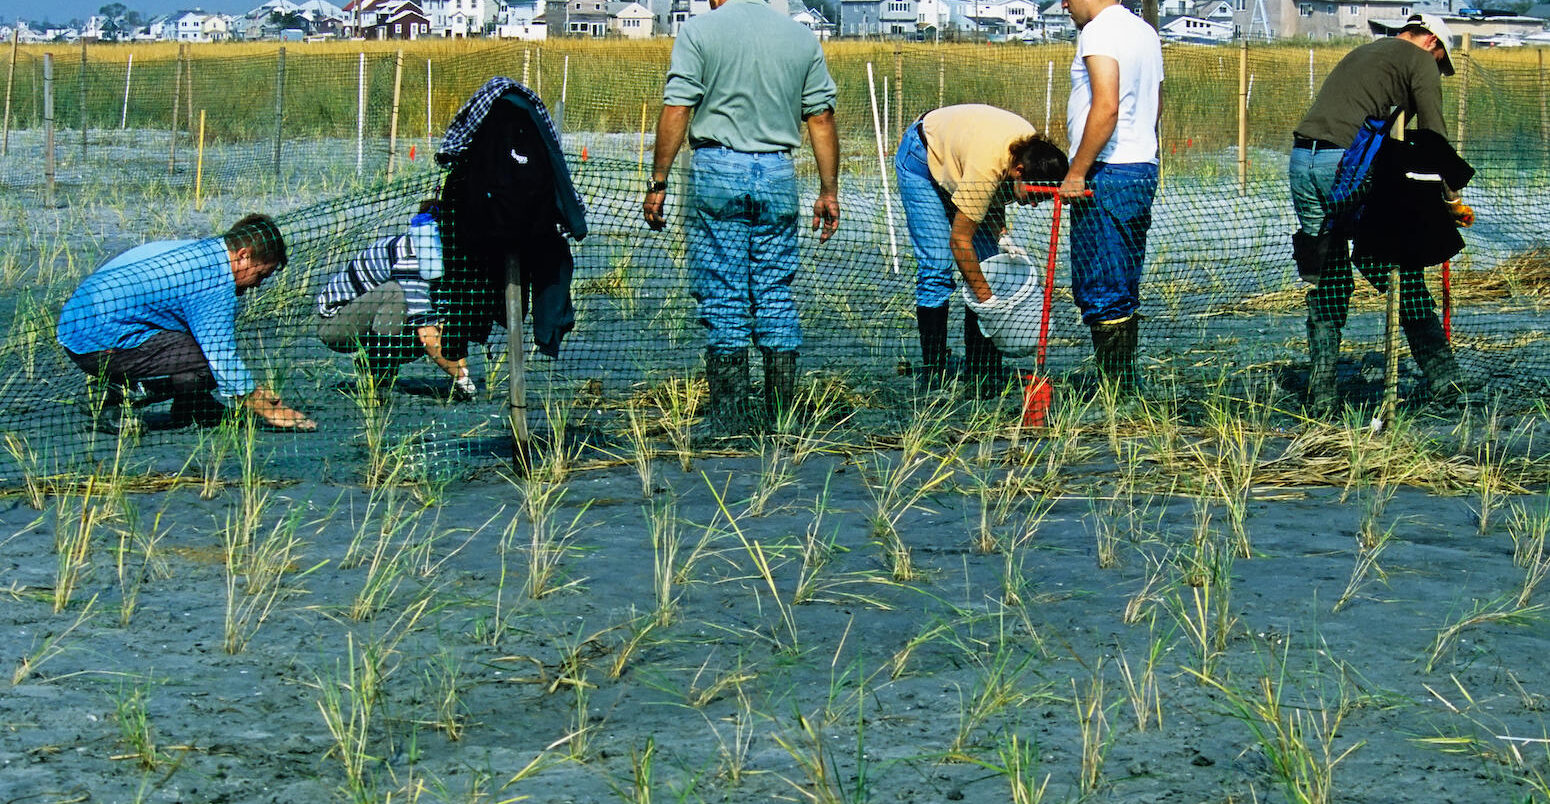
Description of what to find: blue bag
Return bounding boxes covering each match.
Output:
[1323,109,1401,237]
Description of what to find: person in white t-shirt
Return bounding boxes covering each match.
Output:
[1060,0,1162,393]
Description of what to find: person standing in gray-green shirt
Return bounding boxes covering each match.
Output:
[643,0,839,439]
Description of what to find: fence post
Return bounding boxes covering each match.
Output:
[120,52,132,128]
[1307,47,1314,101]
[893,43,903,144]
[1455,33,1470,157]
[1237,38,1248,196]
[79,39,86,161]
[44,53,55,208]
[557,54,568,132]
[2,29,17,156]
[936,52,944,109]
[522,48,530,86]
[184,48,193,137]
[356,52,365,176]
[425,58,432,149]
[194,108,205,209]
[169,45,182,174]
[1044,60,1053,137]
[272,47,285,180]
[1377,113,1406,432]
[1540,48,1547,169]
[388,49,403,178]
[535,47,542,99]
[506,253,529,446]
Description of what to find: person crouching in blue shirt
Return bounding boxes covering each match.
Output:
[57,214,316,432]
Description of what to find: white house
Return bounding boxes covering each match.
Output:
[203,13,235,39]
[608,1,655,36]
[790,3,835,37]
[959,0,1039,39]
[173,10,211,40]
[914,0,951,36]
[424,0,496,36]
[1160,13,1233,40]
[496,0,549,37]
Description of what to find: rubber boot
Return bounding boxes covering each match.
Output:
[1307,317,1342,414]
[761,348,798,430]
[1090,317,1140,394]
[84,377,134,435]
[963,308,1005,398]
[915,305,949,388]
[1402,314,1469,403]
[702,349,751,440]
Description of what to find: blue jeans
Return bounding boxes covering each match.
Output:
[1069,162,1158,325]
[894,122,999,309]
[1287,144,1343,237]
[687,147,802,352]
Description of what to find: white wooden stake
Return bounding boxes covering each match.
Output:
[866,62,901,276]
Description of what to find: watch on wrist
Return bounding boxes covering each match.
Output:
[647,180,668,194]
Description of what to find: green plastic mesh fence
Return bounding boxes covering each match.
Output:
[0,40,1547,484]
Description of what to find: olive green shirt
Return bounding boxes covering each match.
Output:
[662,0,837,153]
[1295,36,1448,149]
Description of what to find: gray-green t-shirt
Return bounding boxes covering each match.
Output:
[662,0,837,153]
[1295,36,1447,149]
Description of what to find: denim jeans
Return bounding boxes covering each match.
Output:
[687,147,802,353]
[894,122,1000,309]
[1287,144,1343,238]
[1070,161,1158,325]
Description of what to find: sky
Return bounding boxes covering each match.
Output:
[0,0,253,26]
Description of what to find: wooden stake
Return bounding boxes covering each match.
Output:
[169,45,182,174]
[356,52,365,176]
[936,52,944,109]
[637,100,647,178]
[1235,38,1249,196]
[1540,48,1548,169]
[44,53,55,208]
[79,39,86,160]
[387,49,403,178]
[522,49,530,86]
[865,62,900,275]
[1455,34,1469,157]
[425,59,432,149]
[194,109,205,209]
[2,29,18,156]
[506,253,529,446]
[184,48,193,136]
[120,52,132,128]
[1044,60,1053,136]
[893,43,903,144]
[1376,113,1406,433]
[272,47,285,180]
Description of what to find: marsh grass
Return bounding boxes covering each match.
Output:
[647,496,681,627]
[225,504,322,653]
[1426,596,1548,673]
[861,397,958,582]
[4,433,48,510]
[112,500,167,627]
[1073,658,1116,796]
[316,634,379,800]
[1507,500,1550,606]
[12,594,98,685]
[1167,499,1238,681]
[707,475,801,654]
[1116,620,1168,732]
[516,470,592,600]
[1333,483,1399,613]
[111,680,159,770]
[951,645,1040,755]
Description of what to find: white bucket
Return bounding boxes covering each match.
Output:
[960,253,1047,358]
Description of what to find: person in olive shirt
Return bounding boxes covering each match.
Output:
[1290,13,1472,411]
[642,0,839,438]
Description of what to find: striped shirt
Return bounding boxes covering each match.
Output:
[316,234,435,324]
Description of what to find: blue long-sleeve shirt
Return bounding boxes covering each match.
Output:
[56,238,257,399]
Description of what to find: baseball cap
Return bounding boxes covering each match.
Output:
[1394,13,1456,76]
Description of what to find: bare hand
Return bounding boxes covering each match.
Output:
[1058,172,1088,202]
[811,192,840,243]
[643,189,668,231]
[263,407,317,431]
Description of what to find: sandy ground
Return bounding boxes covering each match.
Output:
[4,389,1550,803]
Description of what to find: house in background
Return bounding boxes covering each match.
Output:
[496,0,549,37]
[791,2,836,37]
[609,1,656,36]
[424,0,497,36]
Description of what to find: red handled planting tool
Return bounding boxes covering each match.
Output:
[1016,185,1089,428]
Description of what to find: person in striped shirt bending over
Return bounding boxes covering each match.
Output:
[316,202,478,400]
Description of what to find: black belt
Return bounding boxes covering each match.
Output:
[1293,135,1340,151]
[912,115,929,152]
[690,140,789,155]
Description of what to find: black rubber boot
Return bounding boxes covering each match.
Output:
[1307,317,1342,414]
[963,308,1005,398]
[915,304,949,387]
[1402,314,1469,403]
[1090,317,1140,394]
[169,392,227,429]
[702,349,751,440]
[761,348,798,429]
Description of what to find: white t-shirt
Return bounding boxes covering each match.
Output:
[1067,3,1163,166]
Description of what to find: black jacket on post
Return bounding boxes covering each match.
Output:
[1353,128,1474,269]
[437,79,587,360]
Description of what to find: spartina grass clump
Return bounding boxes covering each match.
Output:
[515,469,592,600]
[1425,595,1547,673]
[974,733,1049,804]
[315,634,379,799]
[111,680,160,770]
[1474,439,1504,536]
[748,431,797,517]
[4,433,48,510]
[860,398,958,582]
[999,470,1061,608]
[1191,386,1270,557]
[1073,658,1116,796]
[348,491,431,621]
[1507,499,1550,606]
[1187,649,1365,804]
[13,594,98,685]
[772,711,844,804]
[651,376,703,472]
[950,645,1041,755]
[225,505,321,653]
[1333,483,1399,613]
[708,476,801,655]
[1167,499,1238,681]
[113,501,169,627]
[623,399,656,497]
[1116,621,1168,732]
[53,478,112,613]
[193,416,238,500]
[419,647,465,741]
[646,496,681,627]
